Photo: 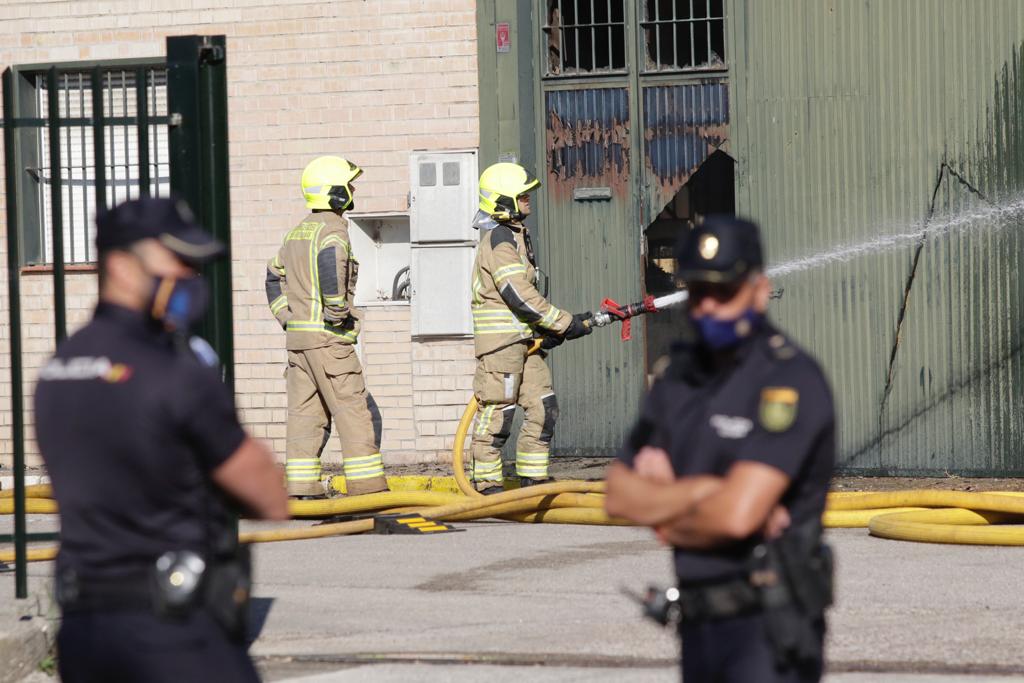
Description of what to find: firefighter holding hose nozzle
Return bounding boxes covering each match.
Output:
[605,216,836,682]
[468,162,593,493]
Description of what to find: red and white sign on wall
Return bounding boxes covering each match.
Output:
[496,22,511,53]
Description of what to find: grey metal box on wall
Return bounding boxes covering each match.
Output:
[409,150,479,243]
[410,244,475,337]
[409,149,479,337]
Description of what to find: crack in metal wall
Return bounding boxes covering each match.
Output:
[861,162,1002,470]
[880,162,993,411]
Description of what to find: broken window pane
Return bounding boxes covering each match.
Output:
[544,0,627,77]
[643,0,726,72]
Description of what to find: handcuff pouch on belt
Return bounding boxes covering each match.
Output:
[748,519,834,667]
[665,519,833,666]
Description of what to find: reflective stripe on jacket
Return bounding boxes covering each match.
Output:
[471,221,571,357]
[266,211,361,350]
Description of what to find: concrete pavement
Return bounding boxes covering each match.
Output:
[4,514,1024,681]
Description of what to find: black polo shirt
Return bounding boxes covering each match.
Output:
[619,322,835,582]
[34,303,246,580]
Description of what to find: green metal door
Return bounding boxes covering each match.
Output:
[530,1,730,456]
[540,85,643,456]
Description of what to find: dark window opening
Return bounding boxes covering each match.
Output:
[545,1,627,77]
[643,0,726,72]
[643,150,735,369]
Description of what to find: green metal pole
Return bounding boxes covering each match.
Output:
[3,68,29,599]
[47,67,67,342]
[166,35,234,392]
[167,36,236,537]
[91,67,107,213]
[197,38,234,394]
[135,67,150,197]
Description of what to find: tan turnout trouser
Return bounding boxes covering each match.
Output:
[285,344,386,496]
[470,342,558,483]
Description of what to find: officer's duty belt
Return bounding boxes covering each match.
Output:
[676,577,761,623]
[58,574,152,613]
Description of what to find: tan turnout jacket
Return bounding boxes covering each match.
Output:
[471,220,571,357]
[266,211,361,351]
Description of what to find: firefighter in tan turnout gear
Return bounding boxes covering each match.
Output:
[266,156,387,497]
[470,162,592,492]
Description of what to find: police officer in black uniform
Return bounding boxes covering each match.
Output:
[605,215,835,682]
[35,197,289,683]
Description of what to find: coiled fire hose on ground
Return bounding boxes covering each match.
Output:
[7,465,1024,565]
[7,329,1024,561]
[8,419,1024,563]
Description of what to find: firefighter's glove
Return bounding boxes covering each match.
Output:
[563,312,594,340]
[539,333,564,350]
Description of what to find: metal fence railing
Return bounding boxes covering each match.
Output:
[2,36,235,599]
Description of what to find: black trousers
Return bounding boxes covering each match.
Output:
[58,609,260,683]
[680,612,823,683]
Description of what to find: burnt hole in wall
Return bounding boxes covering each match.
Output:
[643,150,735,369]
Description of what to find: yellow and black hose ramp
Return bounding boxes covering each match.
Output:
[7,335,1024,560]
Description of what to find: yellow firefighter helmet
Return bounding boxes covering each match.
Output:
[301,156,364,211]
[478,162,540,222]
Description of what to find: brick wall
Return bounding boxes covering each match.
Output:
[412,339,476,463]
[0,0,480,470]
[0,272,98,468]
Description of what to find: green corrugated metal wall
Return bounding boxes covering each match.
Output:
[729,1,1024,474]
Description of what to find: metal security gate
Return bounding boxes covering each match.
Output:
[532,1,730,456]
[1,35,233,598]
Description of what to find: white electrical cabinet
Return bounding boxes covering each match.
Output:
[410,245,475,337]
[346,213,411,305]
[409,151,479,243]
[409,149,479,337]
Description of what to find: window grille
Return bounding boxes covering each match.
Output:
[24,66,168,266]
[544,0,627,77]
[642,0,726,72]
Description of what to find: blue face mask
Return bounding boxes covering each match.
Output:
[149,275,210,333]
[691,309,763,350]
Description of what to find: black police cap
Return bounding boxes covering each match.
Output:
[674,215,764,284]
[95,196,225,265]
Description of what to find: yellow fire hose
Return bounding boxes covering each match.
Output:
[0,484,53,499]
[6,338,1024,560]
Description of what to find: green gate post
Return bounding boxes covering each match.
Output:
[166,35,234,391]
[3,68,29,599]
[165,36,237,536]
[47,67,67,342]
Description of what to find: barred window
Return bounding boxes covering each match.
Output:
[20,66,169,266]
[642,0,726,72]
[544,0,627,77]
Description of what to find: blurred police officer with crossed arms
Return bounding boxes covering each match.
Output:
[606,216,835,682]
[36,197,288,682]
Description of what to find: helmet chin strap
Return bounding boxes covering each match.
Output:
[493,194,524,222]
